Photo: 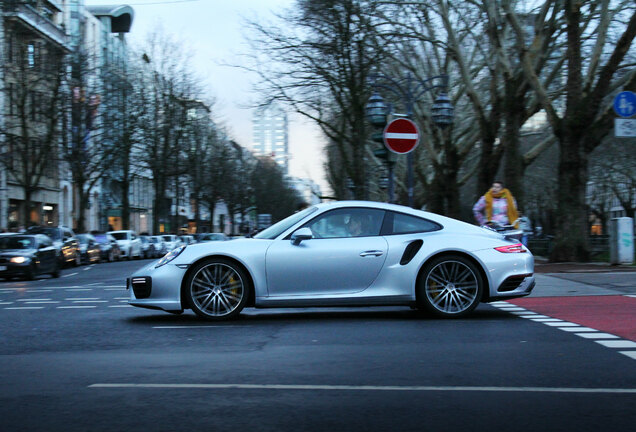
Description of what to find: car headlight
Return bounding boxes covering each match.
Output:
[10,256,29,264]
[155,245,186,268]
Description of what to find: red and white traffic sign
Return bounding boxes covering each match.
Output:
[383,118,420,154]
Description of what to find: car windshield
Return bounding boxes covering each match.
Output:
[111,232,128,240]
[26,227,61,240]
[254,206,318,240]
[93,234,107,244]
[0,236,34,250]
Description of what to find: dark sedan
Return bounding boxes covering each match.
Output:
[76,234,101,264]
[0,234,60,280]
[92,233,121,262]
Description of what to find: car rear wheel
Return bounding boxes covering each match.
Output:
[417,255,483,318]
[185,258,249,320]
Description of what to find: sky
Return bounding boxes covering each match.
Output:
[85,0,328,193]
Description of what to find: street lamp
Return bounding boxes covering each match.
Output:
[365,92,397,202]
[367,73,454,207]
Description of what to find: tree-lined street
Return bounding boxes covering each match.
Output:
[0,260,634,431]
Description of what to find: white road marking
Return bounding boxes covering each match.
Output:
[619,351,636,360]
[56,306,97,309]
[595,340,636,349]
[65,298,99,301]
[511,312,538,315]
[113,297,128,300]
[530,318,563,322]
[87,383,636,394]
[108,305,130,308]
[26,289,53,293]
[558,327,597,332]
[24,301,59,304]
[62,273,78,278]
[72,300,108,303]
[0,302,13,305]
[497,307,526,311]
[544,322,579,327]
[152,326,252,329]
[574,333,619,339]
[4,307,44,310]
[65,289,92,292]
[17,298,51,301]
[519,315,549,319]
[104,288,126,291]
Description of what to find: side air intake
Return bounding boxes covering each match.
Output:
[400,240,423,265]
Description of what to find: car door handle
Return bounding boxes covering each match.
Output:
[360,250,383,257]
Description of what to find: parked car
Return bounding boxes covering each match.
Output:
[92,233,121,262]
[76,234,101,264]
[26,226,80,268]
[197,232,228,242]
[0,234,60,280]
[108,230,142,260]
[127,201,535,320]
[179,235,196,245]
[150,236,167,257]
[162,234,183,251]
[139,235,156,259]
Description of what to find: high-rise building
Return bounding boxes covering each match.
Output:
[252,103,289,174]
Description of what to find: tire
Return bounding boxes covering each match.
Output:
[417,255,483,318]
[25,264,35,281]
[51,262,60,278]
[185,258,250,320]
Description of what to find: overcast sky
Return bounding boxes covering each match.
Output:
[85,0,328,193]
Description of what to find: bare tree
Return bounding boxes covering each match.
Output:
[244,0,391,199]
[505,0,636,261]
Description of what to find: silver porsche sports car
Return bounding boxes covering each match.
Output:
[127,201,534,319]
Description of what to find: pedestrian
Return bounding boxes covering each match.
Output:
[518,211,532,246]
[472,181,519,228]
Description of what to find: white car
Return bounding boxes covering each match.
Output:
[162,235,183,251]
[108,230,142,260]
[127,201,535,320]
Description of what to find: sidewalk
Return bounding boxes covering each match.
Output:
[531,259,636,297]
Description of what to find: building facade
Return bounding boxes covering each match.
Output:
[0,0,71,230]
[252,103,289,175]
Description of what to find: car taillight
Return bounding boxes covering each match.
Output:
[495,243,526,253]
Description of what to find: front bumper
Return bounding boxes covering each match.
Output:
[126,261,187,312]
[0,262,32,278]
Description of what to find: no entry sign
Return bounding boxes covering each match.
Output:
[383,118,420,154]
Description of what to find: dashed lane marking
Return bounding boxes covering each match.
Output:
[65,289,93,292]
[575,333,619,339]
[108,305,130,308]
[62,273,78,278]
[595,340,636,349]
[619,351,636,360]
[56,306,97,309]
[72,300,108,303]
[491,300,636,361]
[17,298,51,301]
[65,298,100,300]
[87,383,636,394]
[4,307,44,310]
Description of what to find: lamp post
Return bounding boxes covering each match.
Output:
[366,73,454,207]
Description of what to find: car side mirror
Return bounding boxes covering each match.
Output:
[291,227,313,246]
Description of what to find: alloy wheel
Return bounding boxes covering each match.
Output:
[421,258,481,316]
[188,261,247,319]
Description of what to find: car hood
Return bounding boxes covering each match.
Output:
[0,249,36,256]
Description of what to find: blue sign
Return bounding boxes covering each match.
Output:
[613,91,636,118]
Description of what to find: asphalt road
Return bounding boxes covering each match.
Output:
[0,259,635,431]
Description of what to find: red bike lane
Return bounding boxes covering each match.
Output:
[508,295,636,342]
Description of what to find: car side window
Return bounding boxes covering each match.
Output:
[384,211,442,235]
[304,208,385,239]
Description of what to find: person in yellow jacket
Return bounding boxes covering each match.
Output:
[472,181,519,228]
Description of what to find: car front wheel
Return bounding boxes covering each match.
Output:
[417,255,483,318]
[185,258,249,320]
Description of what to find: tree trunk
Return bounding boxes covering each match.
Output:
[550,134,590,262]
[502,102,524,208]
